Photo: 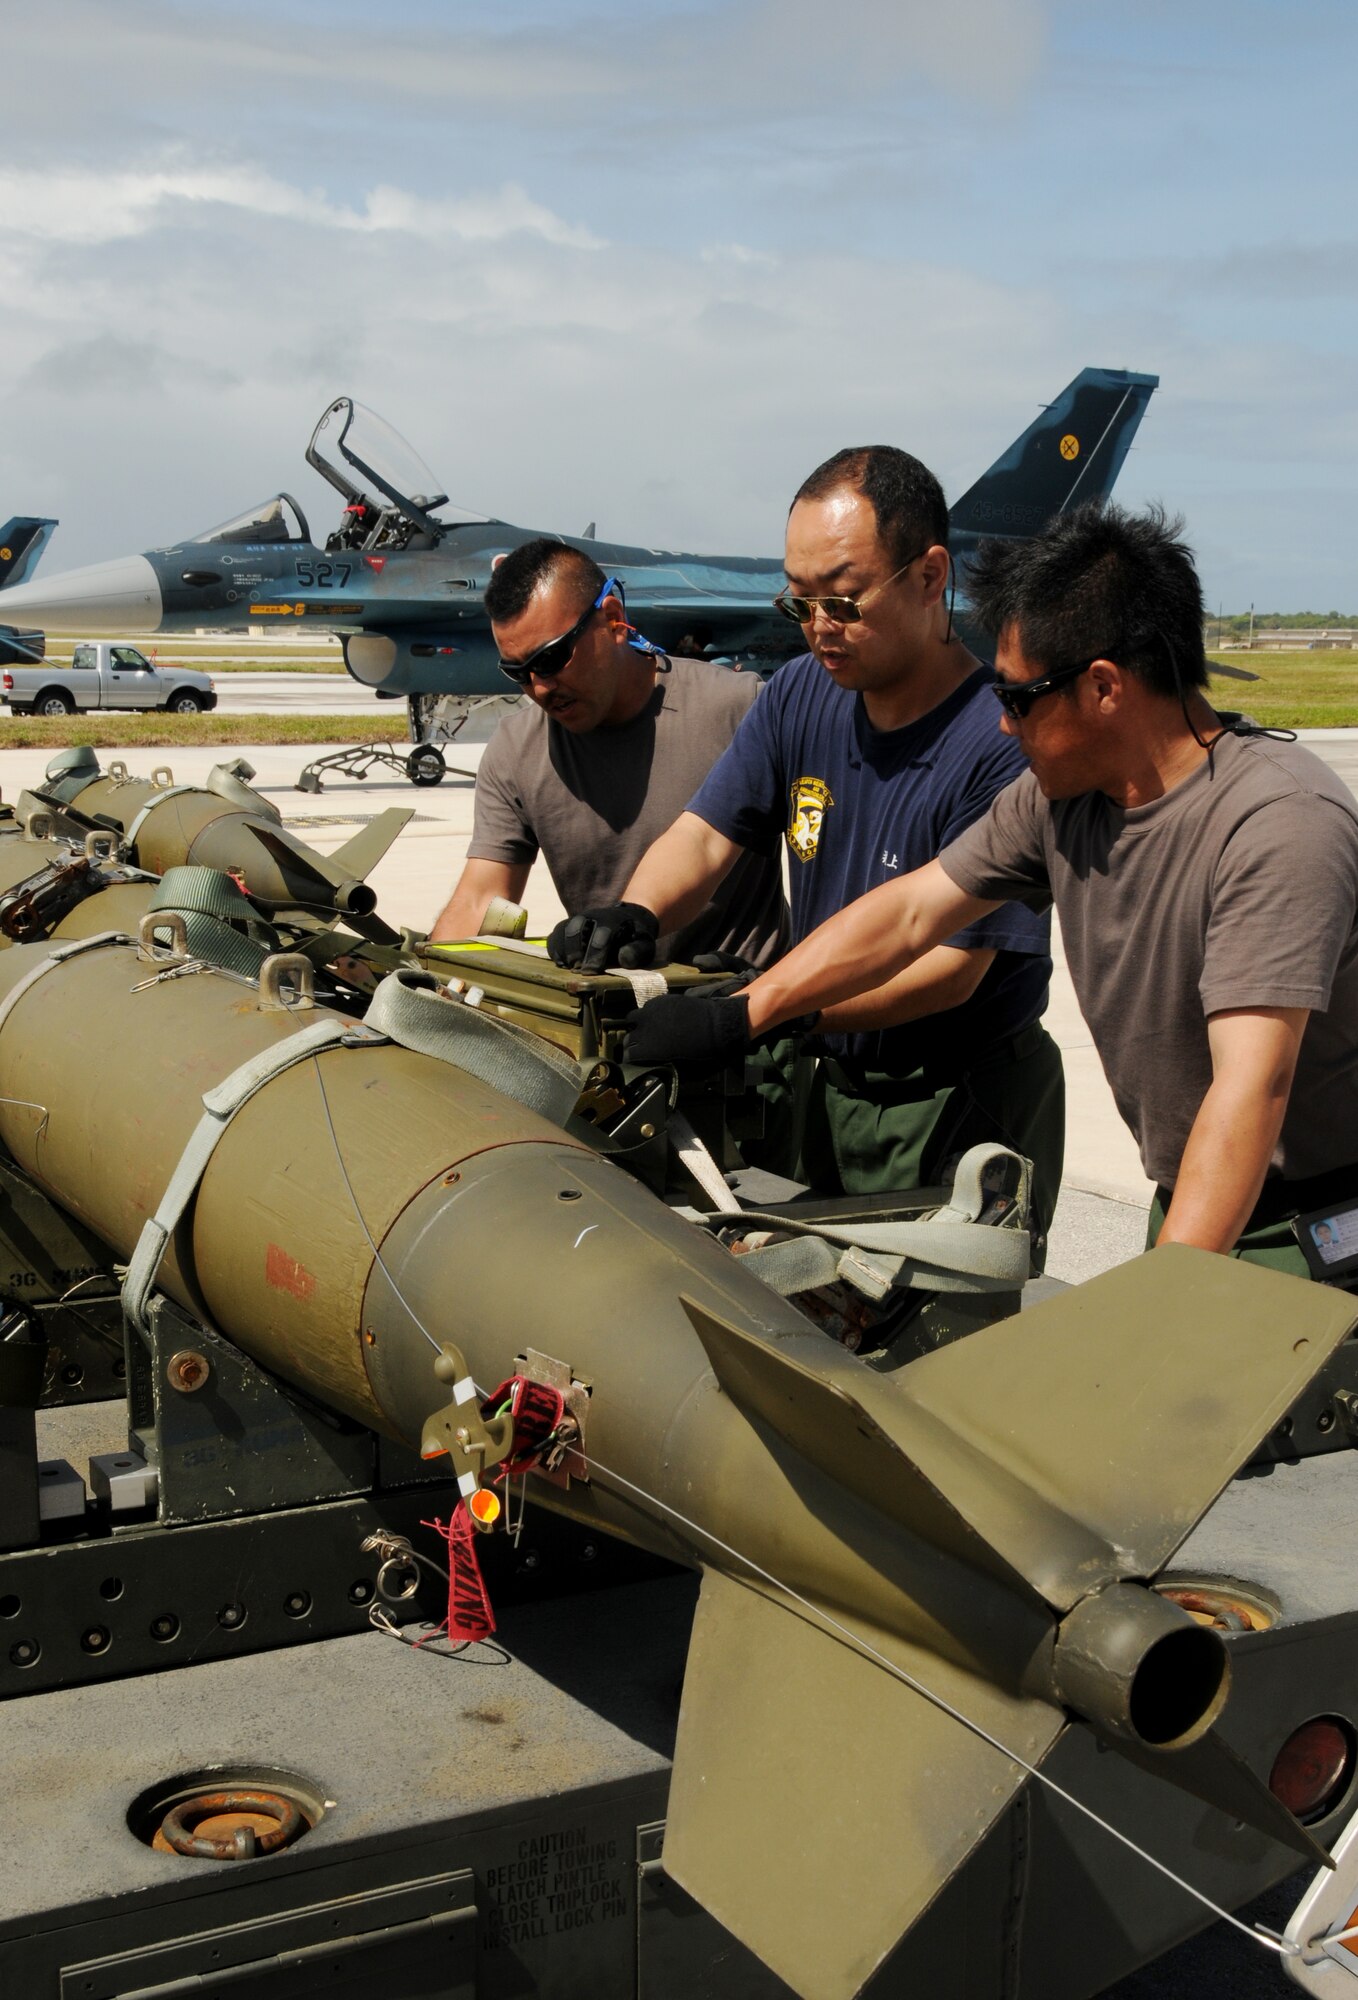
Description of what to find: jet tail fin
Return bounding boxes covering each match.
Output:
[0,519,58,592]
[948,368,1158,543]
[664,1567,1061,2000]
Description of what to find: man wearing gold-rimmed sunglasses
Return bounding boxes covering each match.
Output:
[553,446,1064,1254]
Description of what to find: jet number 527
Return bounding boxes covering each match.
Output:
[294,562,352,587]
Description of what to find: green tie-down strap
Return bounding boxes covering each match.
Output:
[121,1015,350,1335]
[715,1145,1033,1299]
[366,969,593,1133]
[146,866,280,978]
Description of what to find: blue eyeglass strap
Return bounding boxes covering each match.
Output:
[597,574,669,667]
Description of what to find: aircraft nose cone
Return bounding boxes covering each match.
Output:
[0,555,163,635]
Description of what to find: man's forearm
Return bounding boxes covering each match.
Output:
[1156,1077,1288,1253]
[624,813,744,933]
[430,891,490,943]
[1157,1008,1306,1253]
[814,945,994,1034]
[743,863,999,1038]
[429,860,530,943]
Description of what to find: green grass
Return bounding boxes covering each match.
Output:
[0,714,408,751]
[1207,651,1358,728]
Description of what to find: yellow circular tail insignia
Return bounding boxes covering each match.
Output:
[1060,434,1080,461]
[0,548,11,562]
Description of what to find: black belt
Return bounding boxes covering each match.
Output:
[817,1020,1052,1100]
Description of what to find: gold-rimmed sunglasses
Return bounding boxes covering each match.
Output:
[773,550,927,627]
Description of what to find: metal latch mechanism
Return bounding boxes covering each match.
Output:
[420,1342,514,1500]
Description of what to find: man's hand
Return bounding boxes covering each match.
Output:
[623,990,751,1065]
[547,903,660,972]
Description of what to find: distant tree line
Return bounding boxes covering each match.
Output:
[1210,612,1357,635]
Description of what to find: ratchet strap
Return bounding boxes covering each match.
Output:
[147,867,279,978]
[715,1146,1032,1297]
[669,1109,741,1214]
[366,969,592,1132]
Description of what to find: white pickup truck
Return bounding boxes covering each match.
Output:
[1,643,216,717]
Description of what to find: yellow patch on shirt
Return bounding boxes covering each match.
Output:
[787,775,833,863]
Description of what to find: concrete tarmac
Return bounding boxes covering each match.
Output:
[209,671,392,716]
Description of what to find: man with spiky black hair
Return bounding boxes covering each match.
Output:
[626,503,1358,1274]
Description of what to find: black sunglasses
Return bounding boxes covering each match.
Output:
[991,657,1097,721]
[773,551,925,627]
[497,576,619,687]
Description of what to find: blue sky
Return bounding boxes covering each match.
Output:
[1,0,1353,607]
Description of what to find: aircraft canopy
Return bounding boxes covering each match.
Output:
[191,494,312,546]
[308,398,448,519]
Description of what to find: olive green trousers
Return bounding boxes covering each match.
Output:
[1147,1172,1358,1286]
[797,1020,1065,1268]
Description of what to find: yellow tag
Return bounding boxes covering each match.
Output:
[425,939,548,952]
[1060,433,1080,461]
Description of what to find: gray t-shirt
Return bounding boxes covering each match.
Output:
[939,731,1358,1189]
[467,655,789,967]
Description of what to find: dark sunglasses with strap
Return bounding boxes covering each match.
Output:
[991,657,1097,721]
[497,575,620,687]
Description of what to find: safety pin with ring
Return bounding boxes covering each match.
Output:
[361,1528,449,1594]
[130,960,208,993]
[376,1553,423,1602]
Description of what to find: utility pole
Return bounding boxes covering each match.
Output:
[1248,602,1255,649]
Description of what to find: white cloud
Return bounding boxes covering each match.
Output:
[0,161,1080,567]
[0,164,602,250]
[0,0,1349,609]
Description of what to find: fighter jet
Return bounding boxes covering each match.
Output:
[0,369,1158,737]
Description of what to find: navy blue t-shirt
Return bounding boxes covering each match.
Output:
[686,653,1051,1072]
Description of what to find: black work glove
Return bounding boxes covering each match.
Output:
[688,950,759,980]
[623,990,751,1066]
[547,902,660,972]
